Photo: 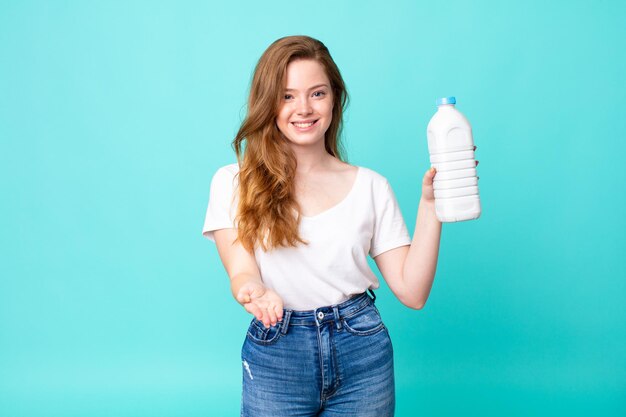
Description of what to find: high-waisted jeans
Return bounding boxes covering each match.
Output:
[240,290,395,417]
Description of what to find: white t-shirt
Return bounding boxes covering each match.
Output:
[202,162,412,310]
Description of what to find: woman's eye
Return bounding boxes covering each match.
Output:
[313,91,326,97]
[284,94,293,100]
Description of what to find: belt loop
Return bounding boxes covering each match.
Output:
[280,310,292,335]
[367,288,376,303]
[332,306,342,331]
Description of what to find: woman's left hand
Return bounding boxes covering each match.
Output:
[422,154,479,203]
[421,167,437,203]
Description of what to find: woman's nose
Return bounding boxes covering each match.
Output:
[296,98,312,115]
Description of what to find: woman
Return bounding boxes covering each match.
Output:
[202,35,449,417]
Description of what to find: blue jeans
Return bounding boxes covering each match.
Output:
[240,290,395,417]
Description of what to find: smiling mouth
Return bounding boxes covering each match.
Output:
[292,120,318,128]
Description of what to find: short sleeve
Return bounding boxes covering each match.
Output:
[202,165,239,242]
[369,180,412,258]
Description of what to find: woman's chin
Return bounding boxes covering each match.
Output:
[286,135,326,147]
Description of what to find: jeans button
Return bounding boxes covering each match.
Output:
[317,312,324,320]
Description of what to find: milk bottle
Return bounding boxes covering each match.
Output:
[426,97,481,222]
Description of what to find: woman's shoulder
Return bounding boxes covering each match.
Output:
[215,162,240,175]
[210,162,240,191]
[212,162,240,180]
[355,165,390,187]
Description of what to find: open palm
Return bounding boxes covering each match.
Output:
[237,281,284,329]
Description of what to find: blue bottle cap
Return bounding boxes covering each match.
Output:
[436,96,456,106]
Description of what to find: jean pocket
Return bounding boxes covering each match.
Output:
[246,318,284,346]
[342,304,386,336]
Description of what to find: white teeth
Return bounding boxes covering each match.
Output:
[293,121,315,128]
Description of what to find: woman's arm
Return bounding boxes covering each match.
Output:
[214,228,284,327]
[373,168,441,309]
[375,156,479,309]
[399,194,442,308]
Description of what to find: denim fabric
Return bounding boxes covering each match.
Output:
[240,290,395,417]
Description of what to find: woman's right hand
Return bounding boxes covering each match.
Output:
[236,281,284,328]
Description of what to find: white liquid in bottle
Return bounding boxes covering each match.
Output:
[426,96,481,222]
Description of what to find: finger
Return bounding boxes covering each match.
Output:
[274,301,284,322]
[244,302,263,321]
[274,305,284,323]
[238,283,261,303]
[261,308,272,328]
[423,167,436,184]
[237,289,251,305]
[267,305,278,326]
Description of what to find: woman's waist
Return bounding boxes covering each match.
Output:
[281,290,376,326]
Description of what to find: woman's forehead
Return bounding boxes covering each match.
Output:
[284,59,330,90]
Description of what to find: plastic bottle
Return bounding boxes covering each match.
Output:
[426,96,481,222]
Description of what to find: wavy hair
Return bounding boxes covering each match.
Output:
[231,35,349,253]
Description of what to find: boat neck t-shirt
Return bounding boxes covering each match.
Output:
[202,163,412,310]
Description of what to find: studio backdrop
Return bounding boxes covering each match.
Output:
[1,1,624,416]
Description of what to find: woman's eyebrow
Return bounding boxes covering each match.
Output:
[284,83,329,92]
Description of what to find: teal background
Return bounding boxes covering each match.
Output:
[1,0,624,416]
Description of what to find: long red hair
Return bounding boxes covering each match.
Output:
[232,35,349,253]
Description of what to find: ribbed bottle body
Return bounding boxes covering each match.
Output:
[426,98,481,222]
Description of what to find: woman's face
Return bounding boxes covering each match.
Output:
[276,59,333,148]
